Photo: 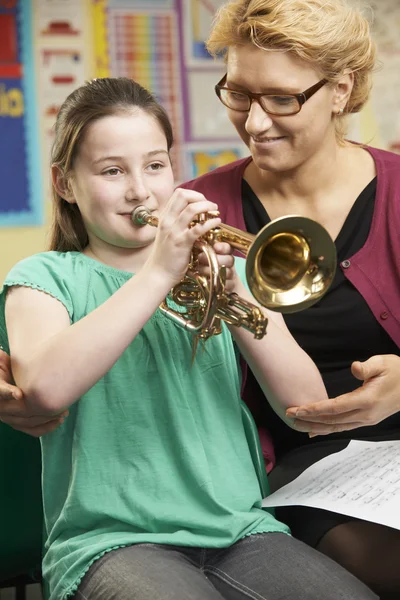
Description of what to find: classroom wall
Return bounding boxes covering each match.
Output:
[1,0,399,283]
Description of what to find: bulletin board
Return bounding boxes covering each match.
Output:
[347,0,400,150]
[90,0,400,182]
[0,0,42,226]
[0,0,399,230]
[91,0,248,183]
[367,0,400,152]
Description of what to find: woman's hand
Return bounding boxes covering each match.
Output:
[0,349,67,437]
[145,188,221,287]
[286,354,400,435]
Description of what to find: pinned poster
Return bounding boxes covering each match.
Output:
[186,146,247,179]
[182,0,224,67]
[0,0,42,226]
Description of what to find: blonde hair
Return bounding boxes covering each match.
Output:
[49,77,174,252]
[207,0,376,143]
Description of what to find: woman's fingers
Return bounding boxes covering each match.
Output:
[11,418,65,438]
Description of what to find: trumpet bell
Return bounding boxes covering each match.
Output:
[246,215,336,313]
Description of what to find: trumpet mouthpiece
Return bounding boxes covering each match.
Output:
[131,206,151,226]
[131,206,159,228]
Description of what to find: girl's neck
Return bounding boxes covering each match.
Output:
[83,242,152,274]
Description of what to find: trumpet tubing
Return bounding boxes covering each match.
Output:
[131,205,336,342]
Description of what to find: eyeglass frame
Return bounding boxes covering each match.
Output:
[215,75,329,116]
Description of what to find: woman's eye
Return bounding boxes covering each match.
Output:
[229,91,247,101]
[270,95,297,105]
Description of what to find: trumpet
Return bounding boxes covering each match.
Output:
[131,206,336,342]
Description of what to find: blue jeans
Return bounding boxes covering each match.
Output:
[73,532,377,600]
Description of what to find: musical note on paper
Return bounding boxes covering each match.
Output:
[262,440,400,529]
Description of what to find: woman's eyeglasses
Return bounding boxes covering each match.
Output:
[215,75,328,116]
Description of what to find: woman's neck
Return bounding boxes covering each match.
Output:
[244,142,376,240]
[245,142,350,211]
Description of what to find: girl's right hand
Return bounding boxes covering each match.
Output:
[144,188,221,286]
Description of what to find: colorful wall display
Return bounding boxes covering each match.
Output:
[34,0,89,163]
[1,0,399,229]
[91,0,247,183]
[0,0,42,226]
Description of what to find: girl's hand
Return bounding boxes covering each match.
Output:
[197,242,237,294]
[144,188,221,286]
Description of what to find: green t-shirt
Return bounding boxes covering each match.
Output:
[0,251,289,600]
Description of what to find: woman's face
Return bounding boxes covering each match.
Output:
[225,44,337,173]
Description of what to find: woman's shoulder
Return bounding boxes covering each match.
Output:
[363,145,400,174]
[180,156,252,192]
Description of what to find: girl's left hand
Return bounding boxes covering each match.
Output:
[197,242,237,293]
[286,354,400,435]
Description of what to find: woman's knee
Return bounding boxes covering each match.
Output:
[317,521,400,599]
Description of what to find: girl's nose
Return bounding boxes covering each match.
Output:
[125,176,150,203]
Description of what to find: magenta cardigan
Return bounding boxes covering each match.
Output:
[181,146,400,469]
[182,146,400,346]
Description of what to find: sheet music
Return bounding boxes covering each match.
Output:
[262,440,400,530]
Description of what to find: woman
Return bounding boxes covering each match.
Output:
[180,1,400,598]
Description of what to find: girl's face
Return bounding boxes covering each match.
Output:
[66,110,175,253]
[225,44,340,174]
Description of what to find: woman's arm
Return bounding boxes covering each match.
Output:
[286,354,400,434]
[0,349,66,436]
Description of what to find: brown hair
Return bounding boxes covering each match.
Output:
[49,77,174,252]
[207,0,376,144]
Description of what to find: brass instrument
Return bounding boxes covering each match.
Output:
[131,206,336,342]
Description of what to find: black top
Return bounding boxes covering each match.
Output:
[242,177,400,458]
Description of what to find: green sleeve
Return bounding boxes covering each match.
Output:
[0,252,77,352]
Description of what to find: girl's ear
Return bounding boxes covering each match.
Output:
[51,165,76,204]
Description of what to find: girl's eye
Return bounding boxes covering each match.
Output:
[103,168,121,176]
[148,162,164,171]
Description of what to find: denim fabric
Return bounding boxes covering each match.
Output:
[73,532,377,600]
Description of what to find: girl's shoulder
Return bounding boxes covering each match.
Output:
[1,251,131,327]
[4,251,90,290]
[1,252,90,329]
[4,251,133,287]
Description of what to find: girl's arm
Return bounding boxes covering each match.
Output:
[201,242,328,426]
[6,190,220,415]
[229,277,328,426]
[6,268,173,415]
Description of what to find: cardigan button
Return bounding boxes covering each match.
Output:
[341,260,351,268]
[380,312,389,320]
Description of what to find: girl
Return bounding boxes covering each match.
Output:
[0,77,376,600]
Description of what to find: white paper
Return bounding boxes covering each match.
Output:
[262,440,400,530]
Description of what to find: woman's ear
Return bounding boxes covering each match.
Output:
[332,71,354,115]
[51,165,76,204]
